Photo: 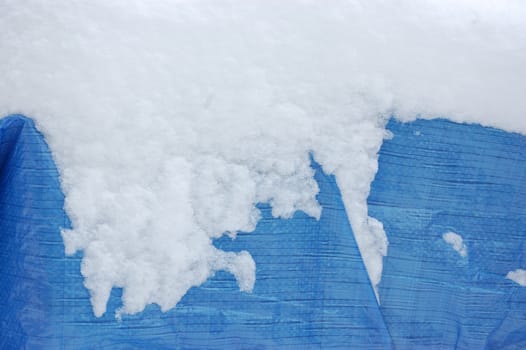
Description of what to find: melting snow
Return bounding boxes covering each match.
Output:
[506,269,526,287]
[443,232,468,258]
[0,0,525,317]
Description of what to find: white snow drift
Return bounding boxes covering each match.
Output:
[0,0,524,317]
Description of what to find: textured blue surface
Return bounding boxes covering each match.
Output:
[0,115,525,349]
[370,119,526,350]
[0,116,71,349]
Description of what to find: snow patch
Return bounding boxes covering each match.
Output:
[443,232,468,257]
[1,0,524,317]
[506,269,526,287]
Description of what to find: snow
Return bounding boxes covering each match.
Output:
[443,232,468,258]
[506,269,526,287]
[0,0,524,317]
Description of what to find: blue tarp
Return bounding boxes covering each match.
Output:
[370,119,526,349]
[0,114,525,349]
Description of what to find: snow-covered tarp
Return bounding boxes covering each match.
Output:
[1,115,524,349]
[1,1,525,348]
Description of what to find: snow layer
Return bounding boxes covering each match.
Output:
[0,0,524,317]
[506,269,526,287]
[443,232,468,257]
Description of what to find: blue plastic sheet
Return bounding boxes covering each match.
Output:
[370,119,526,349]
[1,114,525,349]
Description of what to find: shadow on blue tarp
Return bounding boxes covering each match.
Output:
[0,114,525,349]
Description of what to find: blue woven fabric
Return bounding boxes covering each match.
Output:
[370,119,526,350]
[0,116,71,349]
[1,114,525,349]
